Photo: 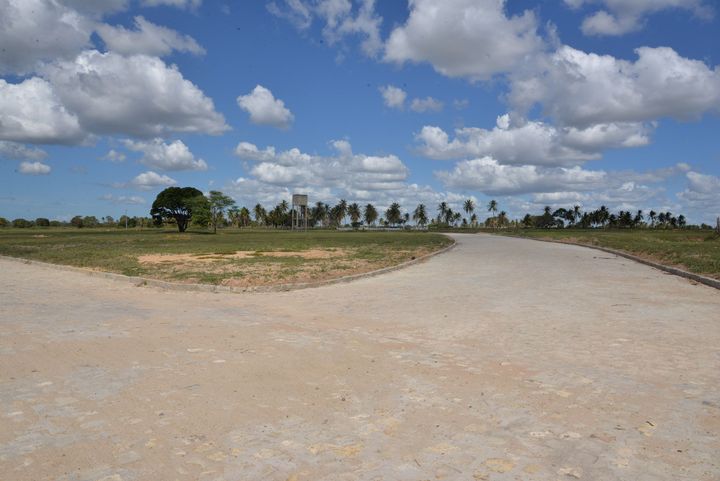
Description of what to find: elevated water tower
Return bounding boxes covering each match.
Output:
[291,194,308,231]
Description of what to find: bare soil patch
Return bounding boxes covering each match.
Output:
[135,247,434,287]
[138,248,350,265]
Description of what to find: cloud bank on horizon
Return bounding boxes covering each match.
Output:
[0,0,719,222]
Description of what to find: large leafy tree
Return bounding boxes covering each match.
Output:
[207,191,236,234]
[150,186,204,232]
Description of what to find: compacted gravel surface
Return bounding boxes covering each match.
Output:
[1,234,718,481]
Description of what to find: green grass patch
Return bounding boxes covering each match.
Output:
[496,228,720,279]
[0,227,451,285]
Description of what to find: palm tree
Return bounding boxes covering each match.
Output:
[598,205,610,227]
[227,207,240,228]
[347,203,361,225]
[452,211,462,226]
[239,207,251,227]
[253,203,266,225]
[488,199,498,228]
[413,204,428,226]
[311,201,330,227]
[444,207,454,226]
[328,204,344,227]
[337,199,348,225]
[463,199,475,220]
[572,205,581,226]
[364,203,378,226]
[437,202,449,224]
[633,210,644,227]
[648,210,657,228]
[498,211,508,228]
[385,203,402,226]
[271,202,290,228]
[470,213,478,226]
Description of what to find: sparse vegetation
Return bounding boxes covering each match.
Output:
[498,228,720,280]
[0,228,452,286]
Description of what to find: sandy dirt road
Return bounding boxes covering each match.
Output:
[1,233,718,481]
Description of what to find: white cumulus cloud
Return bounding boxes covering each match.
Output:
[61,0,129,16]
[379,85,407,109]
[234,139,409,197]
[234,142,277,162]
[415,119,650,166]
[384,0,543,81]
[435,156,607,195]
[0,77,85,144]
[41,50,228,138]
[410,97,444,113]
[100,193,146,205]
[565,0,713,36]
[97,16,205,57]
[129,170,177,190]
[0,0,93,75]
[124,138,208,171]
[237,85,294,129]
[18,161,51,175]
[268,0,382,56]
[102,149,127,163]
[141,0,202,9]
[677,171,720,212]
[509,45,720,128]
[0,141,47,161]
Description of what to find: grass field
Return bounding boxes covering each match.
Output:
[497,228,720,280]
[0,228,452,286]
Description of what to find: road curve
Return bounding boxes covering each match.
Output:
[1,233,718,480]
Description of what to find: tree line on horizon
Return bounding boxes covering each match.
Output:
[1,186,713,232]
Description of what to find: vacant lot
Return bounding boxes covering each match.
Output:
[0,228,451,286]
[497,229,720,279]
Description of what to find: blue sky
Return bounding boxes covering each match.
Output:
[1,0,719,223]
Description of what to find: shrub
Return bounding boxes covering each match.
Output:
[12,218,33,228]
